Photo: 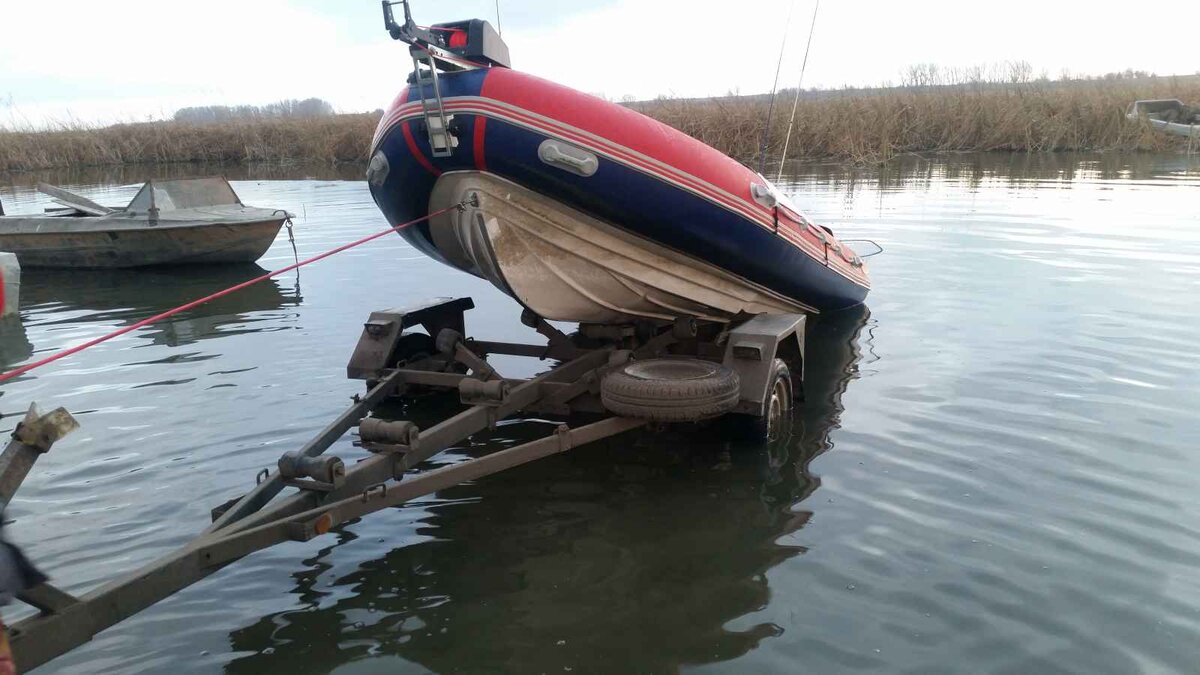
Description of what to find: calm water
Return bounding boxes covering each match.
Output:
[1,153,1198,674]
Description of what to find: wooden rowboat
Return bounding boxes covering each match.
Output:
[0,177,290,268]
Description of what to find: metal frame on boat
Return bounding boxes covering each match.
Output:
[3,297,808,671]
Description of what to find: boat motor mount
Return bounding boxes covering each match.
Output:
[382,0,511,69]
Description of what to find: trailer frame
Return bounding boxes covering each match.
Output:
[2,297,806,672]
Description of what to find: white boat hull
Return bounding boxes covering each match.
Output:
[426,172,809,324]
[1146,118,1200,139]
[1127,99,1200,138]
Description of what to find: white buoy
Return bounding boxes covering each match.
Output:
[0,253,20,317]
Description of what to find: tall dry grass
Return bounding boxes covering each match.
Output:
[0,114,379,173]
[638,75,1200,164]
[2,75,1198,172]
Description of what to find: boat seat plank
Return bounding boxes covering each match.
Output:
[36,183,114,216]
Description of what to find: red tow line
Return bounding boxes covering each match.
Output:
[0,203,464,385]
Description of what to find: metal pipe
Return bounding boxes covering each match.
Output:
[202,349,610,540]
[198,417,645,569]
[203,370,406,535]
[10,411,637,672]
[8,345,617,671]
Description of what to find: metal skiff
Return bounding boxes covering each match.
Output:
[0,178,289,268]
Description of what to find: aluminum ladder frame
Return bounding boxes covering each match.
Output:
[410,48,457,158]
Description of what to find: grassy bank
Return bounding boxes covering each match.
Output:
[2,76,1198,173]
[0,114,379,173]
[638,75,1200,164]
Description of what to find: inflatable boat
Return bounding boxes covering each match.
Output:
[368,2,870,324]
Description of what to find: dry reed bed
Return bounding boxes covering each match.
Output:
[2,78,1198,172]
[0,114,379,173]
[639,77,1200,164]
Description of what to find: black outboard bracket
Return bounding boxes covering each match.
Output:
[382,0,511,69]
[382,0,437,44]
[430,19,510,68]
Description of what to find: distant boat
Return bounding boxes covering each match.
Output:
[0,177,290,268]
[1126,99,1200,138]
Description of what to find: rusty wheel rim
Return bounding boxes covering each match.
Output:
[766,376,791,441]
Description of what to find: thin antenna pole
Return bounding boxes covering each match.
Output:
[495,0,503,35]
[776,0,820,182]
[756,1,796,174]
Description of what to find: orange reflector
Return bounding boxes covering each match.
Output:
[315,513,334,535]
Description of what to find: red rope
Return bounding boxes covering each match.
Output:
[0,203,463,384]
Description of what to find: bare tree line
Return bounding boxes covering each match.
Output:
[173,98,335,123]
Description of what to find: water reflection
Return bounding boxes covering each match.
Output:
[221,307,868,673]
[18,265,301,353]
[780,151,1200,198]
[0,317,32,368]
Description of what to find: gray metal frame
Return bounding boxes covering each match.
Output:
[1,297,806,672]
[722,313,806,415]
[410,49,457,158]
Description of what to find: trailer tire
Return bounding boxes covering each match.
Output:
[601,358,740,422]
[724,359,793,442]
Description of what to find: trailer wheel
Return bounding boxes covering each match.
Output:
[601,358,740,422]
[727,359,793,441]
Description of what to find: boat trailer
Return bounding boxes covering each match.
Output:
[1,297,807,672]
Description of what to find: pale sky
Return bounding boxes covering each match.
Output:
[3,0,1198,127]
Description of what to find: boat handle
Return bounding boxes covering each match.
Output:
[538,140,598,177]
[751,183,778,208]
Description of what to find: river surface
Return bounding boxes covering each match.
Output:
[1,153,1198,674]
